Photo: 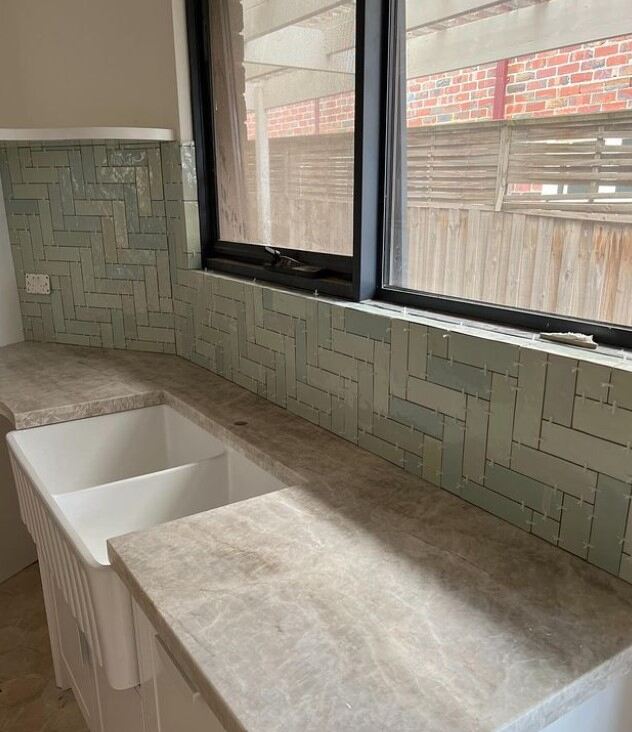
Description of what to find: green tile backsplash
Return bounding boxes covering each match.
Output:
[0,140,174,351]
[3,139,632,584]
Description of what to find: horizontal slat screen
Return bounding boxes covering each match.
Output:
[505,113,632,219]
[245,111,632,221]
[406,124,501,207]
[247,133,354,203]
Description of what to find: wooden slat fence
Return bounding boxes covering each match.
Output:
[505,114,632,221]
[243,110,632,325]
[404,207,632,327]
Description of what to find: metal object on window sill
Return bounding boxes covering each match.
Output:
[264,247,324,278]
[539,332,597,349]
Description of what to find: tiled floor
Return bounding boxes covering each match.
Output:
[0,563,87,732]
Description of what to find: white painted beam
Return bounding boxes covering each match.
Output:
[254,85,272,244]
[406,0,510,32]
[244,0,350,40]
[244,0,630,112]
[245,0,512,48]
[244,25,354,75]
[245,70,354,111]
[407,0,632,78]
[244,63,283,82]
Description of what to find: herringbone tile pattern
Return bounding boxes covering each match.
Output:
[175,269,632,583]
[3,139,632,584]
[0,142,175,352]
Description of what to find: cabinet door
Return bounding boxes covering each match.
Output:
[133,601,160,732]
[152,634,225,732]
[54,583,100,731]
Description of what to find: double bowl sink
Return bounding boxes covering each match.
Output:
[7,405,288,689]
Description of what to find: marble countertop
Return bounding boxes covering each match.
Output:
[3,342,632,732]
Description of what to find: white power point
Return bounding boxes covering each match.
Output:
[25,273,51,295]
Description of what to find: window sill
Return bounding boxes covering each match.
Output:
[206,256,352,299]
[363,298,632,371]
[198,269,632,372]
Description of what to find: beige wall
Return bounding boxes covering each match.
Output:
[0,0,182,133]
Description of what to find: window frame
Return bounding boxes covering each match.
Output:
[185,0,388,300]
[376,0,632,349]
[186,0,632,349]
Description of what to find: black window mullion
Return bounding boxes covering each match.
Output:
[185,0,218,261]
[352,0,390,301]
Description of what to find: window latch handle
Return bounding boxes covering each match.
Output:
[264,246,324,278]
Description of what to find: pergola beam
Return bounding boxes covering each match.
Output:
[244,63,283,82]
[243,1,512,77]
[245,26,354,75]
[243,0,632,113]
[244,0,510,44]
[407,0,632,78]
[244,0,350,41]
[406,0,512,32]
[245,70,354,111]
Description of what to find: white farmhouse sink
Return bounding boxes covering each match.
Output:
[54,449,282,565]
[7,405,287,691]
[13,403,225,494]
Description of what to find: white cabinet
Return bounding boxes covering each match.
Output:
[42,558,144,732]
[54,579,99,730]
[40,549,224,732]
[133,600,226,732]
[0,415,35,583]
[153,635,224,731]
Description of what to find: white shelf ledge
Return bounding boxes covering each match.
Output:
[0,127,177,142]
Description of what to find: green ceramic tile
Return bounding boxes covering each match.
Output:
[485,463,561,520]
[514,348,547,449]
[543,355,577,427]
[559,494,592,559]
[589,474,631,575]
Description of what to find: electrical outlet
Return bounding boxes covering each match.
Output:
[25,273,51,295]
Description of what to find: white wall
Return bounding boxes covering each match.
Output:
[0,416,36,582]
[0,177,23,347]
[0,182,31,582]
[0,0,182,134]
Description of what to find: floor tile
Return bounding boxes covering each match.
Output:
[0,564,87,732]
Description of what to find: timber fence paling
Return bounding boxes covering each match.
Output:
[242,110,631,324]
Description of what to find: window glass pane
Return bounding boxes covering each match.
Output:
[209,0,356,255]
[386,0,632,329]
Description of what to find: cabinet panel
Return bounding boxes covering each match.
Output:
[55,583,99,731]
[133,601,160,732]
[54,582,143,732]
[153,635,224,732]
[132,599,225,732]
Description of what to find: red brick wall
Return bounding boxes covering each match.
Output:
[246,34,632,139]
[505,35,632,118]
[246,94,355,139]
[318,92,355,134]
[262,100,318,138]
[406,63,497,126]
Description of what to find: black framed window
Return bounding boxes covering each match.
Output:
[379,0,632,348]
[186,0,386,299]
[187,0,632,348]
